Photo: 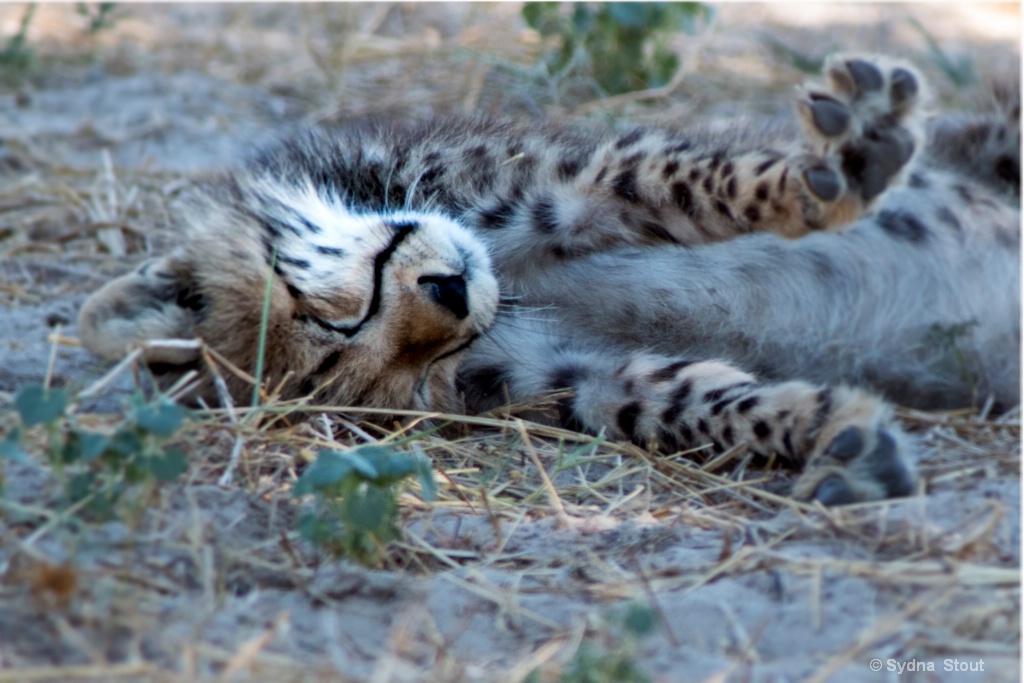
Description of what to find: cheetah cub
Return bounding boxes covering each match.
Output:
[79,54,1020,506]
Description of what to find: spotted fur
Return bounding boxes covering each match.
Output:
[78,54,1020,506]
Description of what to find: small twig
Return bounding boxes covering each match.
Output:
[517,419,571,528]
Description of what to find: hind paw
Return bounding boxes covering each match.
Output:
[793,55,928,226]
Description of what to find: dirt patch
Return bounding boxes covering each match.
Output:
[0,4,1019,682]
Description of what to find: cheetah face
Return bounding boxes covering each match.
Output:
[78,178,499,414]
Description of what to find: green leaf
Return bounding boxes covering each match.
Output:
[356,446,419,485]
[522,2,560,31]
[293,448,379,496]
[622,602,658,638]
[415,458,438,502]
[344,486,396,535]
[15,385,69,426]
[571,3,595,34]
[108,428,143,457]
[62,430,109,464]
[78,431,110,462]
[67,471,97,503]
[84,487,119,521]
[133,400,186,438]
[607,3,650,28]
[0,428,29,462]
[145,447,188,482]
[297,511,345,551]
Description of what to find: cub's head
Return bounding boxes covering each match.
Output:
[78,136,499,414]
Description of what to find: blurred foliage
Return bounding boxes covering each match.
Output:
[0,4,36,73]
[294,445,436,567]
[76,2,120,36]
[526,602,660,683]
[522,2,712,98]
[0,3,121,83]
[907,16,975,87]
[2,385,189,521]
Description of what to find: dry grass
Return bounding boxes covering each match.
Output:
[0,3,1019,681]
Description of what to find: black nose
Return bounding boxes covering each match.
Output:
[419,275,469,319]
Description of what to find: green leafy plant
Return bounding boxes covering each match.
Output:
[522,2,712,98]
[528,602,659,683]
[1,385,189,519]
[75,2,119,36]
[0,3,37,74]
[293,445,437,566]
[0,3,120,85]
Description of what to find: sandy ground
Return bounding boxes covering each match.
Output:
[0,4,1019,682]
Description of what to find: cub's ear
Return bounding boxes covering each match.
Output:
[77,255,203,368]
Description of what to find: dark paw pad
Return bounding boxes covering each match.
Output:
[814,475,858,506]
[845,59,884,94]
[808,95,851,137]
[803,166,842,201]
[865,429,916,498]
[842,127,916,201]
[889,68,918,107]
[822,426,864,462]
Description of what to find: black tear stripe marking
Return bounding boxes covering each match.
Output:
[876,209,929,243]
[308,221,417,337]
